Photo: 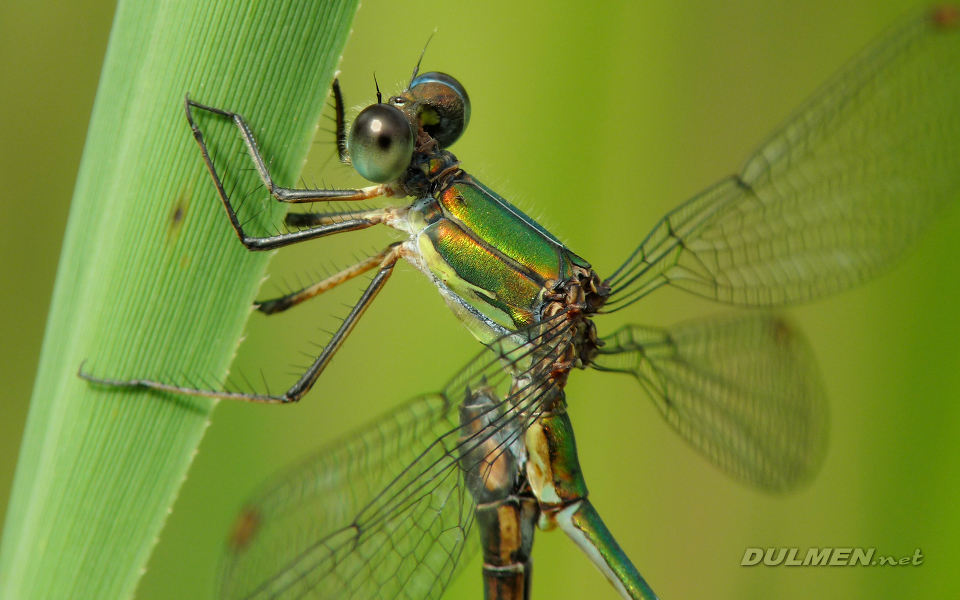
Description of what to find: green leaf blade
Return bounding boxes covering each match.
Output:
[0,0,360,597]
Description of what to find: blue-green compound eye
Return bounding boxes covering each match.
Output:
[348,104,415,183]
[408,72,471,148]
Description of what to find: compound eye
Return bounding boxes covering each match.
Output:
[348,104,415,183]
[408,72,471,148]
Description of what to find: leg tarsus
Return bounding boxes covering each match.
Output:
[78,363,296,404]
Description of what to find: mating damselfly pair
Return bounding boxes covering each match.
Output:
[83,5,960,600]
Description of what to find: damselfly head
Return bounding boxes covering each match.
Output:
[348,71,471,183]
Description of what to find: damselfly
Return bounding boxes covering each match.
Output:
[82,6,960,600]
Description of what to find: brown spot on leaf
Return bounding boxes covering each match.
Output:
[167,190,190,241]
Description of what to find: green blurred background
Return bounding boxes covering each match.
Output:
[2,0,959,599]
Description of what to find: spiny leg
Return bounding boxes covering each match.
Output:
[185,95,387,203]
[311,78,348,173]
[257,246,395,315]
[272,241,408,402]
[332,78,349,164]
[285,208,374,229]
[77,364,289,404]
[184,96,394,251]
[80,243,409,404]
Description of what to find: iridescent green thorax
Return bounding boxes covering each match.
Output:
[416,173,590,336]
[438,175,589,280]
[423,220,544,328]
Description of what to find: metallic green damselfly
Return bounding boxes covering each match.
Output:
[82,6,960,600]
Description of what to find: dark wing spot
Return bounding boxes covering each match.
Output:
[227,507,261,551]
[932,5,960,29]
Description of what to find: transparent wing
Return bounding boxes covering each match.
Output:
[592,312,827,492]
[219,315,573,600]
[606,7,960,311]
